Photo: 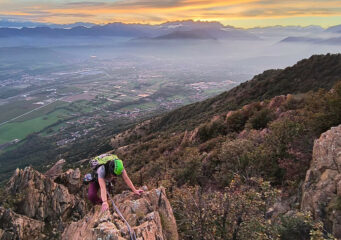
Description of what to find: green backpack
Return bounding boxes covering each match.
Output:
[89,154,124,175]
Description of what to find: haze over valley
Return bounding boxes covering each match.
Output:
[0,21,340,163]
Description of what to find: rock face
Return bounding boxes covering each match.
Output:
[1,167,178,239]
[0,207,45,240]
[55,168,83,195]
[44,159,66,180]
[7,167,86,223]
[62,187,179,240]
[301,125,341,238]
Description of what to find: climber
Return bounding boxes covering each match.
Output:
[86,153,144,211]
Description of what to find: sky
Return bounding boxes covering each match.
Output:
[0,0,340,28]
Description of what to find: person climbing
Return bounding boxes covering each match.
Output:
[86,153,144,211]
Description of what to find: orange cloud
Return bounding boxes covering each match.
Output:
[0,0,340,27]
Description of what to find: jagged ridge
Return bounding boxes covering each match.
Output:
[0,167,178,240]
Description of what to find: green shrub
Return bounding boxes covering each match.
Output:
[171,176,279,240]
[197,119,227,142]
[226,111,248,133]
[174,148,203,186]
[246,108,274,130]
[217,138,259,186]
[278,213,312,240]
[278,212,335,240]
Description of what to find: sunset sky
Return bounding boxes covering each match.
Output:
[0,0,340,28]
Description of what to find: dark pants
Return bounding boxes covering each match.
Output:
[87,181,102,205]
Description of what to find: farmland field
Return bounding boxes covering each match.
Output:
[0,108,71,144]
[0,100,40,123]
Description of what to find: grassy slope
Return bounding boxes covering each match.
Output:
[153,54,341,132]
[112,54,341,200]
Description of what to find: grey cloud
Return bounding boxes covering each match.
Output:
[107,0,184,8]
[65,1,108,7]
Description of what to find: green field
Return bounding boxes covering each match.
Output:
[0,100,40,123]
[14,101,69,122]
[0,109,70,144]
[67,100,95,113]
[120,102,158,111]
[0,99,98,144]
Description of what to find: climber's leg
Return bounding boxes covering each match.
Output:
[88,181,102,204]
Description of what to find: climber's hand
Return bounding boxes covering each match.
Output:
[101,201,109,212]
[133,189,144,195]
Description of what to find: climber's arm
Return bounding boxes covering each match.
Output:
[122,170,144,195]
[98,177,109,211]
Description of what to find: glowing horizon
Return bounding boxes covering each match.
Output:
[0,0,340,28]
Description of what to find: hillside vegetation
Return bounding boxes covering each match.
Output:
[108,54,341,239]
[153,54,341,132]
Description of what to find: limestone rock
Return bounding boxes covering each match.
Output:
[44,159,66,180]
[6,167,86,223]
[55,168,83,195]
[4,167,178,239]
[0,207,45,240]
[301,125,341,238]
[62,187,178,240]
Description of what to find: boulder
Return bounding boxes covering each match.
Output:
[301,125,341,238]
[0,207,45,240]
[62,187,178,240]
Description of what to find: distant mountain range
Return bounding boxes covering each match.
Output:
[0,20,96,29]
[0,20,259,40]
[280,36,341,45]
[326,25,341,33]
[248,25,325,40]
[0,19,340,42]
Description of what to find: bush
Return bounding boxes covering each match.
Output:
[246,109,274,130]
[226,111,248,133]
[217,138,260,186]
[171,176,279,240]
[174,148,203,186]
[278,213,312,240]
[278,212,335,240]
[197,119,227,142]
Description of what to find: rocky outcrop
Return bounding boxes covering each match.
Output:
[301,125,341,238]
[7,167,86,223]
[267,95,287,111]
[44,159,66,180]
[0,207,45,240]
[181,128,199,145]
[55,168,83,195]
[62,187,178,240]
[1,166,178,240]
